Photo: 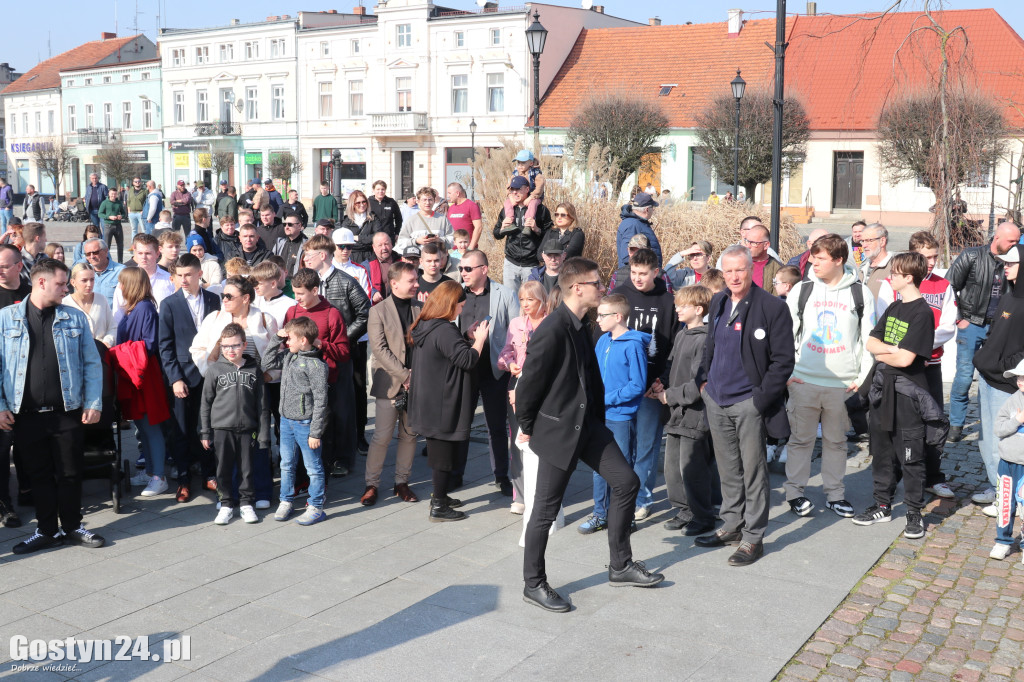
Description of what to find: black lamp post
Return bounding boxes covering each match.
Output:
[525,11,548,148]
[731,69,746,200]
[331,150,344,219]
[469,118,478,200]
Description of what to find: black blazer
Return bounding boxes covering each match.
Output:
[407,318,481,441]
[158,288,221,387]
[696,284,795,439]
[515,303,605,471]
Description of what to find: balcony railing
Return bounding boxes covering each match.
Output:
[195,122,242,136]
[74,128,122,145]
[370,112,429,134]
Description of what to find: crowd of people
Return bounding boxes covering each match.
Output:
[2,156,1024,611]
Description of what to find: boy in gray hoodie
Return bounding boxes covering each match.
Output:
[262,316,329,526]
[991,358,1024,561]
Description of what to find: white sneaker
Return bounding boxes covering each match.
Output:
[254,500,271,510]
[982,504,998,518]
[130,471,151,487]
[777,446,788,464]
[990,543,1011,560]
[140,476,168,497]
[510,502,525,515]
[214,507,234,525]
[274,501,293,521]
[925,482,955,499]
[972,487,996,505]
[239,505,259,523]
[765,444,777,462]
[634,506,651,521]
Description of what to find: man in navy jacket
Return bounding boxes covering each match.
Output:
[84,173,109,228]
[694,244,794,567]
[158,253,221,502]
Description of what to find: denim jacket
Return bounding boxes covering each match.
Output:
[0,300,103,414]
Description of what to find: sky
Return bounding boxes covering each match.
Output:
[4,0,1022,69]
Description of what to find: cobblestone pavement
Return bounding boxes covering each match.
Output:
[777,387,1024,682]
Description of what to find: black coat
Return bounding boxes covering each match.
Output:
[664,326,709,438]
[696,285,795,440]
[158,288,221,388]
[973,245,1024,393]
[407,318,481,441]
[515,302,606,471]
[277,201,309,227]
[341,213,387,265]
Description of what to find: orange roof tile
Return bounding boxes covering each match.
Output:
[2,34,147,95]
[539,8,1024,132]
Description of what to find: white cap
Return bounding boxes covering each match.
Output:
[998,247,1020,264]
[332,228,356,246]
[1003,358,1024,378]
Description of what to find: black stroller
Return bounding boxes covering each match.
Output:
[81,339,131,513]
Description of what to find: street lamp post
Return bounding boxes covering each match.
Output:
[469,118,478,200]
[525,11,548,149]
[331,150,344,219]
[731,69,746,200]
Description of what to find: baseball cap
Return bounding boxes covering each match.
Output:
[1003,358,1024,378]
[542,239,564,255]
[263,178,273,185]
[332,228,356,246]
[628,233,650,249]
[250,178,260,186]
[316,218,336,230]
[508,176,530,191]
[998,245,1021,264]
[403,245,421,259]
[632,192,659,208]
[515,150,535,162]
[219,180,228,186]
[176,180,186,187]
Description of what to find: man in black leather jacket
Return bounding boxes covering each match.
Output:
[945,222,1021,445]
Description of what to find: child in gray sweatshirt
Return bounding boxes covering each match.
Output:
[991,359,1024,562]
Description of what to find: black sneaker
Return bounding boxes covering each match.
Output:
[904,512,925,539]
[852,503,892,526]
[496,476,513,497]
[429,498,467,522]
[0,500,21,528]
[12,530,63,555]
[825,499,856,518]
[63,525,105,549]
[663,513,690,531]
[608,560,665,587]
[788,497,814,517]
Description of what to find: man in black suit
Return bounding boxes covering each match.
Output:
[694,244,795,566]
[158,253,222,502]
[515,257,664,613]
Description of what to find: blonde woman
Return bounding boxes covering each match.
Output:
[63,263,115,347]
[340,189,384,265]
[551,202,585,259]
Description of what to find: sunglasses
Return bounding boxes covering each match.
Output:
[553,212,570,217]
[221,293,237,301]
[335,244,352,249]
[354,201,368,206]
[84,250,103,257]
[285,222,300,226]
[458,264,485,272]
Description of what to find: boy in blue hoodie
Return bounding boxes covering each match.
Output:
[578,294,649,534]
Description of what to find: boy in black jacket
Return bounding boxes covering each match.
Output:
[200,323,271,526]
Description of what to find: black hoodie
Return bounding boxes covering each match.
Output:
[611,275,678,387]
[974,244,1024,394]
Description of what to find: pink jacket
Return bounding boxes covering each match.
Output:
[497,314,543,372]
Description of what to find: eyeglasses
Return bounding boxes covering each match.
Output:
[220,343,242,351]
[596,312,617,319]
[458,264,485,273]
[575,280,604,289]
[860,237,883,244]
[772,279,784,286]
[553,212,570,217]
[742,238,769,246]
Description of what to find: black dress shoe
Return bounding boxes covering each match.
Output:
[429,498,467,522]
[683,520,716,536]
[431,494,463,508]
[0,500,21,528]
[63,525,105,549]
[948,425,963,442]
[728,541,764,566]
[694,528,743,548]
[496,476,513,497]
[523,583,571,612]
[12,530,63,555]
[663,513,690,531]
[608,560,665,587]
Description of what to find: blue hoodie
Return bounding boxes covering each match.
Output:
[596,328,651,421]
[615,204,662,267]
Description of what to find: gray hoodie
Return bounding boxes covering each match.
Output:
[200,355,270,447]
[994,390,1024,466]
[262,339,329,439]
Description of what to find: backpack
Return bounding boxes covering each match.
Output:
[796,279,865,339]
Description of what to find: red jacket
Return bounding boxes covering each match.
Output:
[110,340,170,424]
[284,296,349,383]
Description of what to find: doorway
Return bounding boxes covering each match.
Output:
[400,151,414,201]
[832,151,864,210]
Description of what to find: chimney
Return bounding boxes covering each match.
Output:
[101,31,117,40]
[230,18,240,25]
[353,6,366,14]
[727,9,743,36]
[327,9,337,13]
[592,5,604,13]
[267,15,279,21]
[649,17,661,26]
[281,14,290,19]
[806,1,817,15]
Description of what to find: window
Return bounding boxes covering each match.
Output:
[487,73,504,113]
[171,48,184,67]
[84,104,94,129]
[219,43,233,62]
[122,102,131,129]
[451,74,468,114]
[245,86,258,120]
[320,41,330,57]
[122,74,130,82]
[272,85,285,120]
[142,99,153,129]
[84,78,93,86]
[47,110,54,134]
[141,72,150,80]
[270,38,285,58]
[396,77,412,112]
[102,104,111,130]
[10,114,15,136]
[67,105,76,131]
[396,24,412,48]
[349,80,363,117]
[244,41,259,60]
[490,28,501,46]
[195,46,209,64]
[66,79,75,87]
[103,76,111,84]
[173,91,184,124]
[22,113,27,134]
[454,31,464,48]
[34,112,40,134]
[197,90,209,122]
[658,84,677,96]
[350,39,360,55]
[318,82,333,118]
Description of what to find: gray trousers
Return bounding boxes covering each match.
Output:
[783,381,851,502]
[503,261,535,293]
[365,398,416,488]
[703,392,770,544]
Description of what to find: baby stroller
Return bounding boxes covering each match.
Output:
[58,198,89,222]
[81,340,130,513]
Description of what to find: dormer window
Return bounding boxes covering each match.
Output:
[659,84,677,96]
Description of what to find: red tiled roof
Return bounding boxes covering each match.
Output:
[2,34,145,95]
[539,9,1024,132]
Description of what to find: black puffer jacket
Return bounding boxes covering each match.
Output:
[321,267,370,341]
[973,244,1024,394]
[869,371,949,448]
[214,229,243,263]
[947,245,1005,325]
[663,326,709,439]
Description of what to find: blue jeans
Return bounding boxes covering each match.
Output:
[145,220,158,235]
[135,416,166,478]
[978,380,1012,489]
[634,396,665,509]
[278,418,325,509]
[950,322,988,427]
[593,418,635,519]
[0,208,12,231]
[128,212,144,237]
[89,209,101,227]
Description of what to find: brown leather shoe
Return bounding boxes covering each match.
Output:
[394,483,418,503]
[728,541,764,566]
[360,485,378,506]
[176,485,191,503]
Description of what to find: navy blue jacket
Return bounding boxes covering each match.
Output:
[84,182,109,211]
[615,204,662,267]
[158,288,221,387]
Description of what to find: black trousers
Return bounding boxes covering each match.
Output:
[0,430,28,505]
[664,432,720,525]
[166,384,211,485]
[523,426,639,588]
[869,391,926,512]
[455,367,510,480]
[172,214,191,235]
[104,224,124,263]
[324,361,357,470]
[353,341,368,444]
[214,429,256,508]
[14,409,85,535]
[426,438,466,499]
[923,364,946,486]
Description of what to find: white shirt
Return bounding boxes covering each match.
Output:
[183,289,204,329]
[318,265,336,298]
[111,267,176,324]
[333,259,370,294]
